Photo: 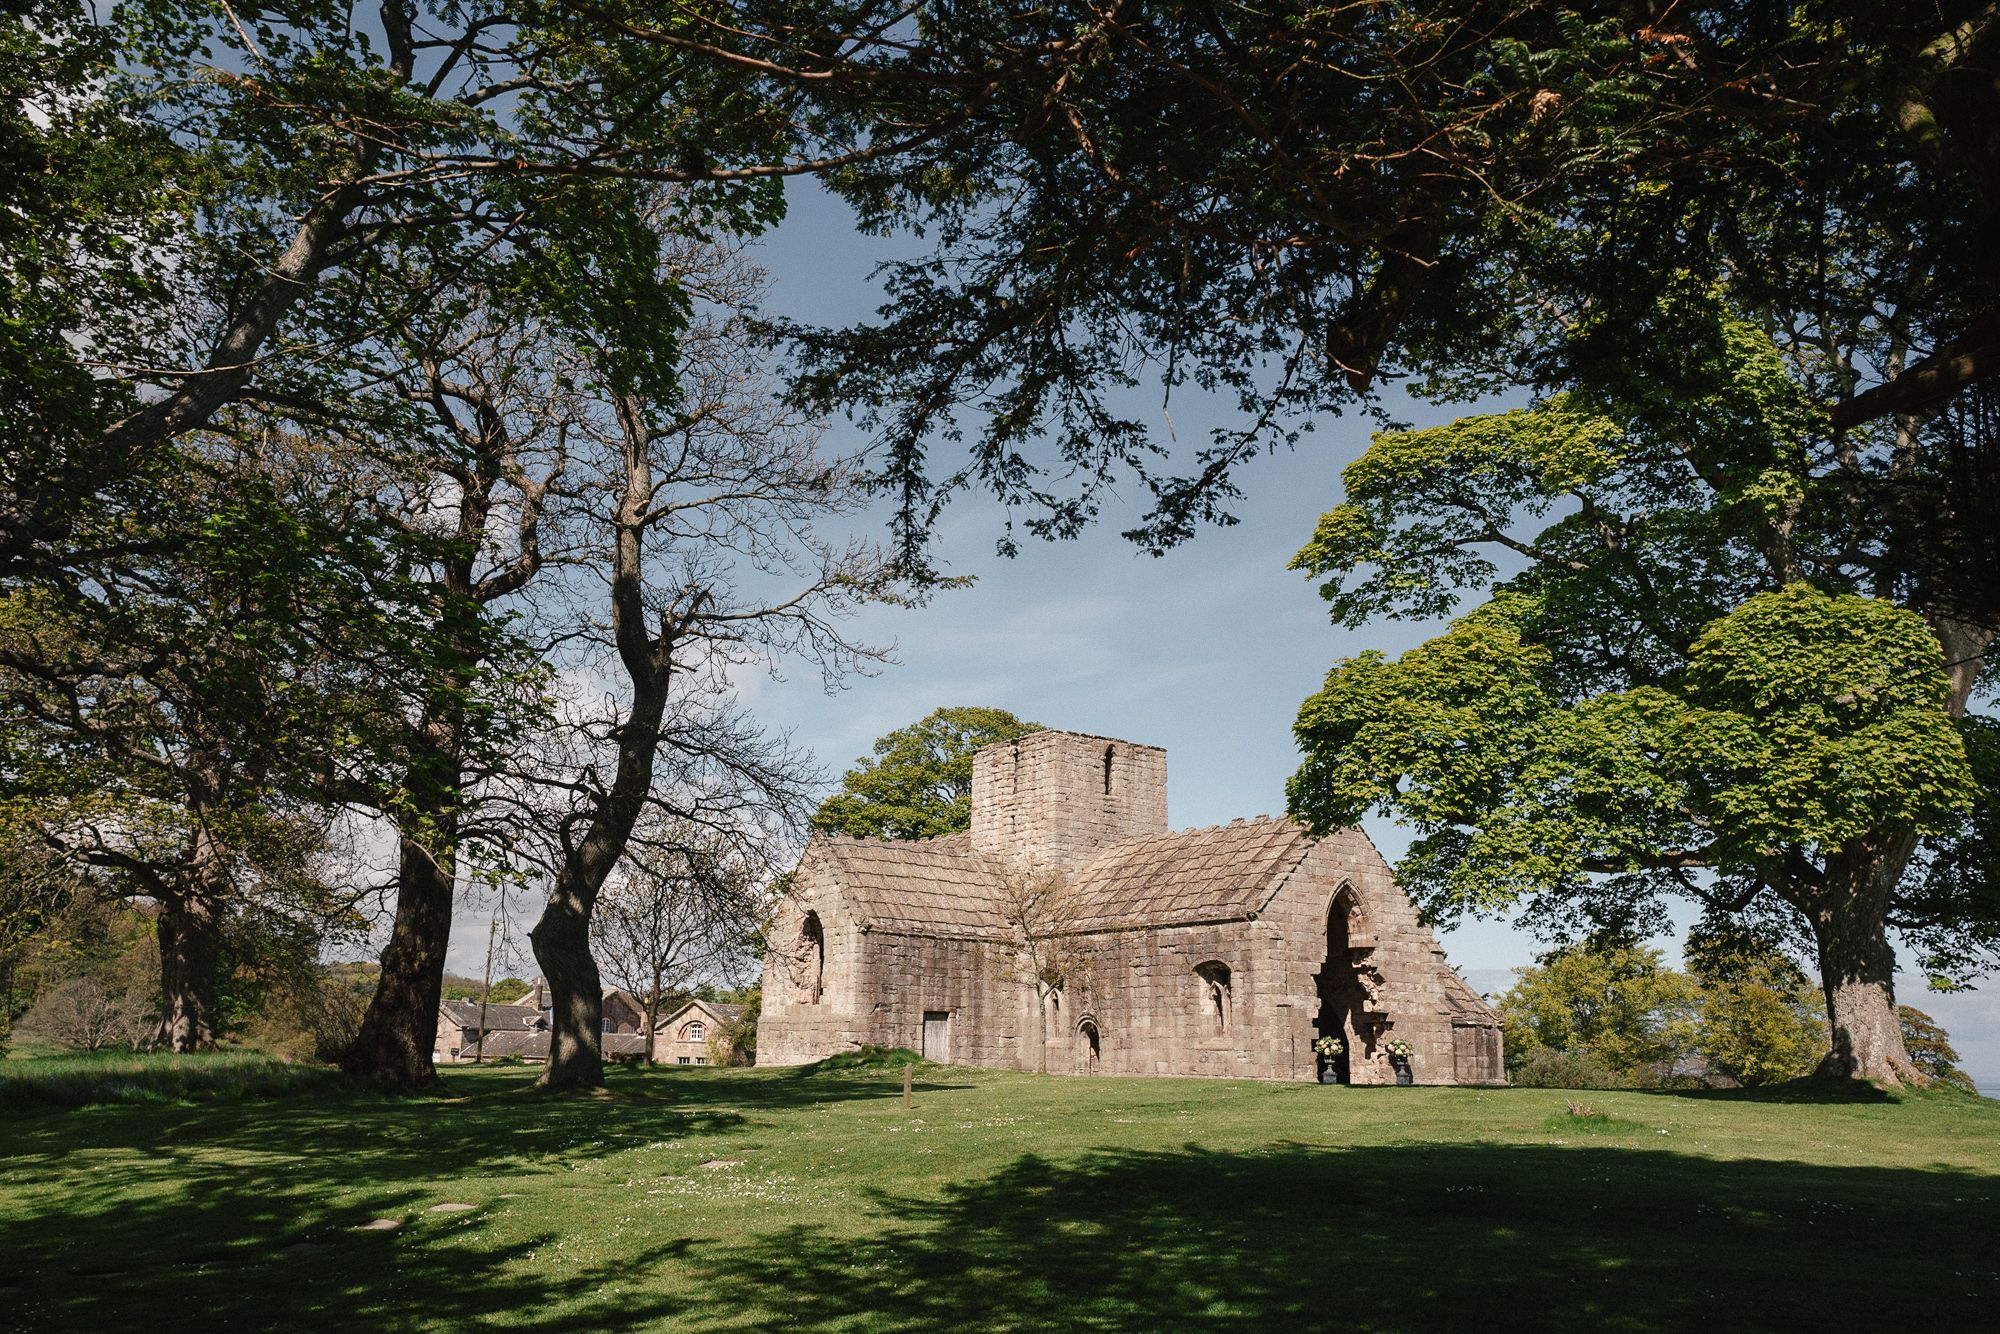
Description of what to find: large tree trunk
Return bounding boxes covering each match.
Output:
[529,398,678,1091]
[1804,837,1924,1085]
[644,964,661,1065]
[528,683,667,1089]
[153,887,223,1051]
[342,826,457,1087]
[1796,614,1995,1085]
[530,873,607,1089]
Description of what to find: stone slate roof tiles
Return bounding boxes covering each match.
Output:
[1438,965,1500,1022]
[813,832,1012,939]
[438,1000,546,1033]
[1068,816,1315,932]
[808,816,1326,938]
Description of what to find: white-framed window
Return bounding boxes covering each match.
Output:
[686,1020,706,1040]
[677,1056,692,1065]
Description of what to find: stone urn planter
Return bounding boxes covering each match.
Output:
[1393,1063,1413,1086]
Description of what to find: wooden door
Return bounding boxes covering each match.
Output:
[921,1010,950,1061]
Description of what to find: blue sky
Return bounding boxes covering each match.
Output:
[455,179,2000,1088]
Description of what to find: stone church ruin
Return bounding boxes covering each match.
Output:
[760,730,1503,1084]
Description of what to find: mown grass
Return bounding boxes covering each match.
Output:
[0,1047,336,1111]
[2,1054,1996,1333]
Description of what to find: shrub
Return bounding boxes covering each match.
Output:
[1497,943,1699,1081]
[710,986,760,1066]
[1509,1046,1628,1089]
[17,977,148,1052]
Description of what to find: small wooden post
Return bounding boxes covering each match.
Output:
[902,1061,913,1109]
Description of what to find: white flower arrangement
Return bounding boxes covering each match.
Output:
[1385,1038,1414,1060]
[1313,1035,1344,1057]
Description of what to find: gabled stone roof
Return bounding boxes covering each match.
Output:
[1438,966,1502,1025]
[438,1000,545,1033]
[811,831,1013,940]
[804,816,1326,939]
[1067,816,1315,932]
[655,998,744,1032]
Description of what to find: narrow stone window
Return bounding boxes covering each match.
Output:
[801,911,825,1004]
[1078,1019,1101,1074]
[1195,961,1232,1033]
[1103,745,1115,794]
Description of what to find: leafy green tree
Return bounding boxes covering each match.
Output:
[1685,921,1827,1088]
[813,708,1043,840]
[1496,941,1699,1083]
[1898,1005,1978,1093]
[0,447,400,1050]
[485,978,530,1006]
[1288,283,1998,1085]
[681,5,2000,575]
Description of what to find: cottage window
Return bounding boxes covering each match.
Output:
[1195,961,1232,1033]
[686,1020,706,1040]
[677,1056,692,1065]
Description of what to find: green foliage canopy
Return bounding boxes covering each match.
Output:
[1497,942,1699,1082]
[1897,1005,1978,1093]
[812,708,1043,841]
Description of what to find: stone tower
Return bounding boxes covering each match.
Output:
[968,730,1168,870]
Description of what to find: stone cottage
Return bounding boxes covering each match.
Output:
[655,998,744,1065]
[759,729,1503,1085]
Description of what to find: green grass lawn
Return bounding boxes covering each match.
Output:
[2,1052,1996,1332]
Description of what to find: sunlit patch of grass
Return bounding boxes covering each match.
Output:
[1542,1099,1648,1136]
[0,1048,334,1111]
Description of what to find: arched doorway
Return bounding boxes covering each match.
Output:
[1077,1019,1101,1075]
[1315,891,1365,1082]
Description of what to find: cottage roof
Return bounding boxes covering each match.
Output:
[465,1029,544,1059]
[655,998,744,1033]
[1438,966,1502,1026]
[438,1000,545,1033]
[602,987,647,1015]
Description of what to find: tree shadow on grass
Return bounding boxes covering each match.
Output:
[587,1054,974,1116]
[1634,1077,1901,1106]
[683,1142,2000,1334]
[0,1059,971,1333]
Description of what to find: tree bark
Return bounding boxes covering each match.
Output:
[343,710,463,1089]
[342,826,457,1087]
[528,676,669,1088]
[1034,980,1049,1074]
[1800,836,1924,1085]
[644,962,662,1065]
[531,872,608,1088]
[528,393,679,1091]
[152,887,223,1051]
